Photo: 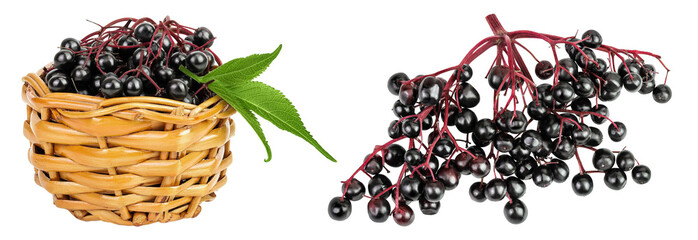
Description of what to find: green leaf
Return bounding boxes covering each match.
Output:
[179,44,335,162]
[202,44,282,83]
[222,95,272,162]
[208,81,336,162]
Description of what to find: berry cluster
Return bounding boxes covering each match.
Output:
[328,15,668,225]
[42,17,221,104]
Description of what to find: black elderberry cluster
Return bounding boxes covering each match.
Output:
[43,20,218,105]
[329,29,662,226]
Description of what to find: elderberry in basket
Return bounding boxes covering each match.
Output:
[44,17,220,105]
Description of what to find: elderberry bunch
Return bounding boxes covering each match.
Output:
[43,17,219,104]
[329,15,666,226]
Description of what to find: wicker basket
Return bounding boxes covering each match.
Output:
[21,66,236,226]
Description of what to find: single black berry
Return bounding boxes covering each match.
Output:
[53,49,75,71]
[631,165,651,184]
[388,120,402,139]
[60,37,81,52]
[506,177,526,199]
[622,73,642,92]
[488,65,508,89]
[532,165,554,187]
[436,166,460,190]
[503,198,527,224]
[399,175,424,201]
[550,159,570,183]
[552,136,576,160]
[186,51,209,74]
[474,119,496,141]
[418,76,443,106]
[469,156,491,178]
[342,179,366,201]
[433,138,455,158]
[401,118,421,139]
[97,52,117,72]
[616,150,635,171]
[193,27,215,48]
[328,197,351,221]
[424,180,445,202]
[591,104,609,124]
[604,168,627,190]
[47,75,71,92]
[70,66,92,86]
[592,148,615,171]
[556,58,578,82]
[399,82,418,105]
[552,81,575,103]
[458,82,480,108]
[535,60,554,79]
[469,182,487,202]
[585,127,603,147]
[167,79,189,101]
[652,84,672,103]
[368,174,392,199]
[367,197,391,222]
[485,178,507,201]
[392,100,415,117]
[493,132,515,152]
[384,144,406,167]
[455,64,473,82]
[608,122,627,142]
[393,204,415,226]
[573,77,595,98]
[572,173,594,196]
[100,76,123,98]
[581,30,603,48]
[455,109,478,133]
[133,22,156,42]
[515,158,537,180]
[124,76,144,96]
[388,72,409,95]
[364,155,383,175]
[495,155,516,176]
[419,196,440,215]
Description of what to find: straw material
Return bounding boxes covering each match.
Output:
[21,66,236,226]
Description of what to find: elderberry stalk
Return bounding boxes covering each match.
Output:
[329,14,666,226]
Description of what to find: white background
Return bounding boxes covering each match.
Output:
[1,0,695,239]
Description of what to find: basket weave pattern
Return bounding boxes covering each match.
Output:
[21,68,236,226]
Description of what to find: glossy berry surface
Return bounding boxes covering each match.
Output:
[342,179,366,201]
[368,174,392,199]
[436,166,460,190]
[367,198,391,222]
[532,165,553,187]
[419,197,440,215]
[419,76,443,106]
[485,178,507,201]
[193,27,215,48]
[328,197,352,221]
[399,175,424,201]
[503,198,527,224]
[652,84,672,103]
[604,168,627,190]
[572,174,593,196]
[506,177,526,199]
[631,165,651,184]
[535,60,553,79]
[469,182,487,202]
[424,181,445,202]
[393,204,415,226]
